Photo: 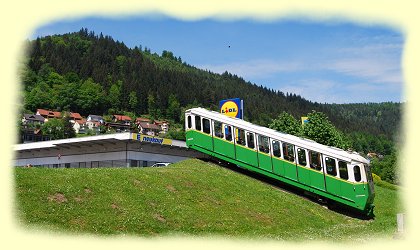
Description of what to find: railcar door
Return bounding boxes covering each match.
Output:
[191,116,213,152]
[257,134,272,173]
[282,142,298,181]
[212,123,235,159]
[323,156,341,196]
[234,129,258,168]
[271,140,285,177]
[296,147,311,186]
[307,150,326,191]
[337,161,354,201]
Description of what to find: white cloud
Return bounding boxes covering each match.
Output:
[324,58,403,85]
[198,59,303,79]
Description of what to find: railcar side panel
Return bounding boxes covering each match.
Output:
[272,157,285,177]
[235,144,258,166]
[213,137,235,159]
[297,165,310,186]
[284,161,298,181]
[188,130,213,152]
[257,152,272,172]
[325,176,341,196]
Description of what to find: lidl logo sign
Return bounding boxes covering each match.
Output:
[219,98,243,119]
[220,101,239,117]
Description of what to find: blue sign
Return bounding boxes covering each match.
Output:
[219,98,244,119]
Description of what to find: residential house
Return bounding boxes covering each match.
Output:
[21,128,50,143]
[69,112,83,122]
[138,121,161,136]
[135,117,151,124]
[72,118,87,134]
[36,109,61,122]
[107,114,132,132]
[154,120,169,134]
[22,114,45,126]
[86,115,104,134]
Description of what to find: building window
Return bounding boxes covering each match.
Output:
[325,157,337,176]
[309,151,322,171]
[282,142,295,162]
[354,165,362,182]
[297,148,307,166]
[272,140,281,158]
[195,116,201,131]
[338,161,349,180]
[202,118,210,134]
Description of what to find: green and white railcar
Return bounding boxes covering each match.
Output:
[185,108,375,216]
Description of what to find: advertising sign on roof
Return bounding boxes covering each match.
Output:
[219,98,243,119]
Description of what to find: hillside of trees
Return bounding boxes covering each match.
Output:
[19,28,402,183]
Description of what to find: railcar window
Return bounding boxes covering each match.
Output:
[309,151,322,171]
[214,121,223,138]
[282,142,295,162]
[297,148,307,166]
[272,140,281,157]
[202,118,210,134]
[187,116,192,129]
[235,128,246,146]
[354,165,361,182]
[247,132,255,149]
[257,135,270,153]
[325,157,337,176]
[225,125,233,141]
[338,161,349,180]
[195,116,201,131]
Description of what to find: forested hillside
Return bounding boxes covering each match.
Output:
[19,28,403,184]
[21,28,401,140]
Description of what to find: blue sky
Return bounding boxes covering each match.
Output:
[32,16,404,104]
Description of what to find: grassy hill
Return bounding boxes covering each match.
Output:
[14,159,402,241]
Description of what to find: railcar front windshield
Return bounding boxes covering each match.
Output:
[364,164,373,183]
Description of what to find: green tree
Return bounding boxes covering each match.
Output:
[371,150,398,184]
[107,81,122,111]
[24,82,53,111]
[269,112,302,136]
[76,78,105,115]
[41,118,65,140]
[167,94,181,122]
[148,91,157,120]
[302,111,350,150]
[62,113,76,138]
[128,91,138,113]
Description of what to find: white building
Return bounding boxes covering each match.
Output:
[13,133,203,168]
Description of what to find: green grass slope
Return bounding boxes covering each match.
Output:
[14,159,402,241]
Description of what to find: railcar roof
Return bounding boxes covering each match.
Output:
[186,107,369,164]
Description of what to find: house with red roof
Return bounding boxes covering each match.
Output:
[36,109,61,121]
[106,114,133,133]
[154,120,169,134]
[137,121,161,136]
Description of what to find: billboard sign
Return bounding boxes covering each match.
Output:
[219,98,243,119]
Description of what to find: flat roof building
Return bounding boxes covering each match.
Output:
[13,133,203,168]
